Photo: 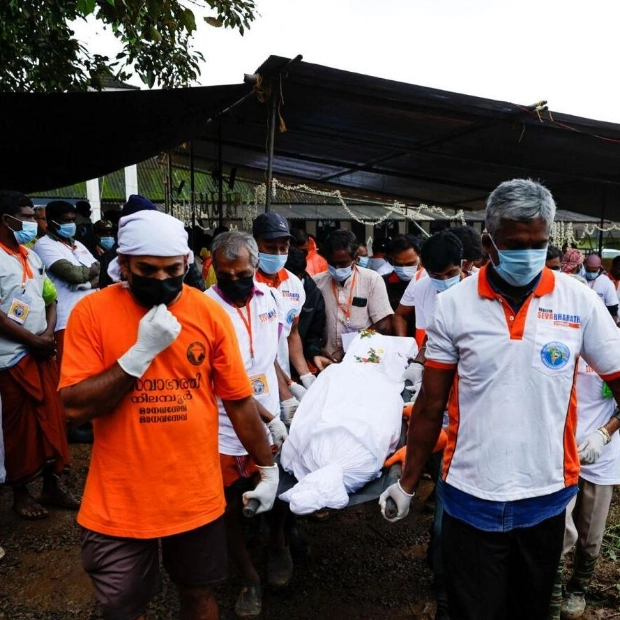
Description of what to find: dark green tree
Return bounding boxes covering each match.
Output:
[0,0,257,91]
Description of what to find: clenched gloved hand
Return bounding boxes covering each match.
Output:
[578,428,610,464]
[402,361,424,385]
[243,464,279,514]
[289,382,307,401]
[379,481,415,523]
[299,373,316,389]
[118,304,181,377]
[268,417,288,450]
[280,397,300,423]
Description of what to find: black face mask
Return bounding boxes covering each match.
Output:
[217,275,255,303]
[129,272,184,307]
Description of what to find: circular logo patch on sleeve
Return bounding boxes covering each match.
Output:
[187,342,206,366]
[540,341,570,370]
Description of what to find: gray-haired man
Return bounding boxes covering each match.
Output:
[205,231,293,617]
[380,179,620,620]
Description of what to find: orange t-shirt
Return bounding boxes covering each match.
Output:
[59,283,252,539]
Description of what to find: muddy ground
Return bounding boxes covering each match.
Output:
[0,445,619,619]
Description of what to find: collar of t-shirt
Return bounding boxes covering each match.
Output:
[212,283,264,307]
[255,268,289,288]
[46,229,75,247]
[485,264,542,313]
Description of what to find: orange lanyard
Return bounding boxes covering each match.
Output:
[235,301,255,364]
[0,241,34,290]
[331,268,358,323]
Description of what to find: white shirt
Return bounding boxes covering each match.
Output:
[314,266,394,359]
[256,269,305,378]
[0,247,48,369]
[426,266,620,502]
[33,236,98,331]
[206,282,282,455]
[403,275,437,329]
[587,273,618,307]
[376,261,394,276]
[576,359,620,486]
[398,269,428,307]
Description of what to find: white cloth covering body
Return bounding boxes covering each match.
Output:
[280,333,415,514]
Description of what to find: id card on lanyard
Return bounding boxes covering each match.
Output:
[331,269,358,332]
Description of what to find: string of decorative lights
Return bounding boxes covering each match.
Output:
[580,223,620,238]
[260,179,468,226]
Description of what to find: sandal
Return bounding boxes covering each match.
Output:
[235,583,262,618]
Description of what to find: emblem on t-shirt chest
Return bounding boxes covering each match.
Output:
[187,341,206,366]
[540,341,570,370]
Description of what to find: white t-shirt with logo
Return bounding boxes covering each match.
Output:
[427,267,620,501]
[576,358,620,485]
[206,282,282,455]
[588,273,618,307]
[33,236,98,331]
[273,270,306,378]
[0,248,48,369]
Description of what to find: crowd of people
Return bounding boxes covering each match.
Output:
[0,178,620,620]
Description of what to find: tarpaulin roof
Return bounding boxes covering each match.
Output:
[4,55,620,219]
[0,83,248,192]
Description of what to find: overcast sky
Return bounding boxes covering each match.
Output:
[74,0,620,123]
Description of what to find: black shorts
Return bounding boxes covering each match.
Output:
[81,517,227,620]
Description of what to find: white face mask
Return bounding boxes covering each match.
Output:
[329,264,352,282]
[393,265,419,281]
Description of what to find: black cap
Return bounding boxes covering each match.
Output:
[252,213,293,240]
[121,194,157,218]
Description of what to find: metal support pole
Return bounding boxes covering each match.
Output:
[166,152,173,214]
[190,140,196,250]
[265,84,278,213]
[599,187,606,256]
[218,122,224,227]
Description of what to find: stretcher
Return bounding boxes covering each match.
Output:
[243,413,408,519]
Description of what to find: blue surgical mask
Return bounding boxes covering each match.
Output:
[54,221,76,239]
[491,238,547,287]
[98,236,115,251]
[584,271,599,281]
[393,265,418,282]
[328,264,353,283]
[357,256,369,268]
[430,274,461,292]
[8,219,38,245]
[258,252,288,275]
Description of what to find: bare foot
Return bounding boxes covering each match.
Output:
[13,487,49,520]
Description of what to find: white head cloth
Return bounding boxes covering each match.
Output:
[107,210,191,282]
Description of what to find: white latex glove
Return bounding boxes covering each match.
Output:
[402,362,424,385]
[299,373,316,389]
[243,464,279,515]
[118,304,181,378]
[289,382,307,401]
[268,417,288,450]
[281,397,300,423]
[578,429,609,464]
[72,282,92,291]
[379,481,415,523]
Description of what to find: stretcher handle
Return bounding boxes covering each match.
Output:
[242,498,260,518]
[384,461,403,519]
[384,497,398,519]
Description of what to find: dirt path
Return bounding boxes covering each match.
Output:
[0,445,618,619]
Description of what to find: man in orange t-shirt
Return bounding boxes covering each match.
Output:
[59,209,277,620]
